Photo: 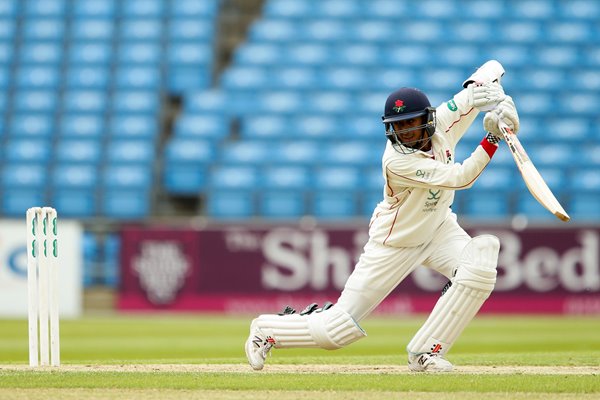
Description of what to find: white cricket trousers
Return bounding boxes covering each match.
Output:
[336,214,471,322]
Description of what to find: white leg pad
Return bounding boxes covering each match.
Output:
[407,235,500,356]
[253,305,366,350]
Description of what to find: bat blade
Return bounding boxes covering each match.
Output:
[499,122,570,222]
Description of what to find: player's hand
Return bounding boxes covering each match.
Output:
[468,82,506,112]
[483,96,519,141]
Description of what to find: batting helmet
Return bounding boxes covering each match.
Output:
[382,87,436,152]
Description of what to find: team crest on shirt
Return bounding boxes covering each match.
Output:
[446,149,452,163]
[423,189,441,212]
[447,99,458,111]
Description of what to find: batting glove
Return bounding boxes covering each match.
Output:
[483,96,519,141]
[468,82,506,112]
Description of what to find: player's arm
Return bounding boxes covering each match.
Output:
[385,137,499,191]
[437,60,507,145]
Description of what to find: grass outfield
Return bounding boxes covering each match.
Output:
[0,314,599,399]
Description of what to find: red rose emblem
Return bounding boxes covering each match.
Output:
[395,100,404,107]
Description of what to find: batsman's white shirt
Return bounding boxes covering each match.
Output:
[337,89,499,321]
[369,89,497,248]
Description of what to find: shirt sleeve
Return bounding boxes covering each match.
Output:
[435,89,480,146]
[385,140,496,191]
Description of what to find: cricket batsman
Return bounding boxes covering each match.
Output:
[245,60,520,372]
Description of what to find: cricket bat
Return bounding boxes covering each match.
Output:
[498,121,570,222]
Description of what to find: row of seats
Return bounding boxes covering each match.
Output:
[0,0,218,18]
[233,43,600,68]
[204,187,595,221]
[220,65,600,92]
[250,19,600,44]
[3,188,150,218]
[263,0,600,20]
[0,114,158,139]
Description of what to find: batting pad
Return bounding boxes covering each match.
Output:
[407,235,500,356]
[252,306,366,350]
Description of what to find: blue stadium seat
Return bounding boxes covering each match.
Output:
[285,44,333,66]
[15,66,61,88]
[560,1,600,18]
[163,164,207,195]
[109,115,158,139]
[342,115,382,139]
[4,139,52,163]
[206,190,255,219]
[321,141,381,167]
[164,139,216,165]
[103,165,152,189]
[312,190,358,219]
[121,0,164,18]
[70,19,114,41]
[10,114,54,138]
[220,67,269,90]
[334,44,379,67]
[13,90,57,112]
[69,42,113,64]
[0,19,15,41]
[546,21,593,43]
[167,66,212,93]
[497,21,545,43]
[1,164,47,188]
[23,0,66,17]
[569,193,600,220]
[20,42,63,64]
[82,232,100,287]
[1,189,46,217]
[112,91,160,113]
[114,66,161,89]
[219,141,271,165]
[50,189,97,218]
[22,19,65,41]
[303,20,346,42]
[174,115,228,139]
[169,0,219,17]
[52,164,99,189]
[167,43,212,65]
[269,141,322,165]
[119,19,162,41]
[0,42,14,64]
[510,0,556,18]
[208,166,259,190]
[72,0,116,17]
[318,68,368,91]
[536,46,580,67]
[60,115,104,138]
[55,140,103,164]
[463,192,510,219]
[233,44,280,65]
[294,115,337,139]
[117,42,161,64]
[62,90,107,113]
[365,167,384,191]
[103,234,121,287]
[313,167,361,190]
[168,19,215,41]
[184,90,228,113]
[105,140,155,164]
[241,115,287,139]
[66,66,110,88]
[262,166,311,190]
[101,189,150,219]
[249,20,296,42]
[362,190,382,217]
[263,0,311,18]
[0,0,17,17]
[470,167,514,192]
[259,191,306,219]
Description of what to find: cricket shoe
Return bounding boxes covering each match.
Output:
[245,320,275,371]
[408,353,453,372]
